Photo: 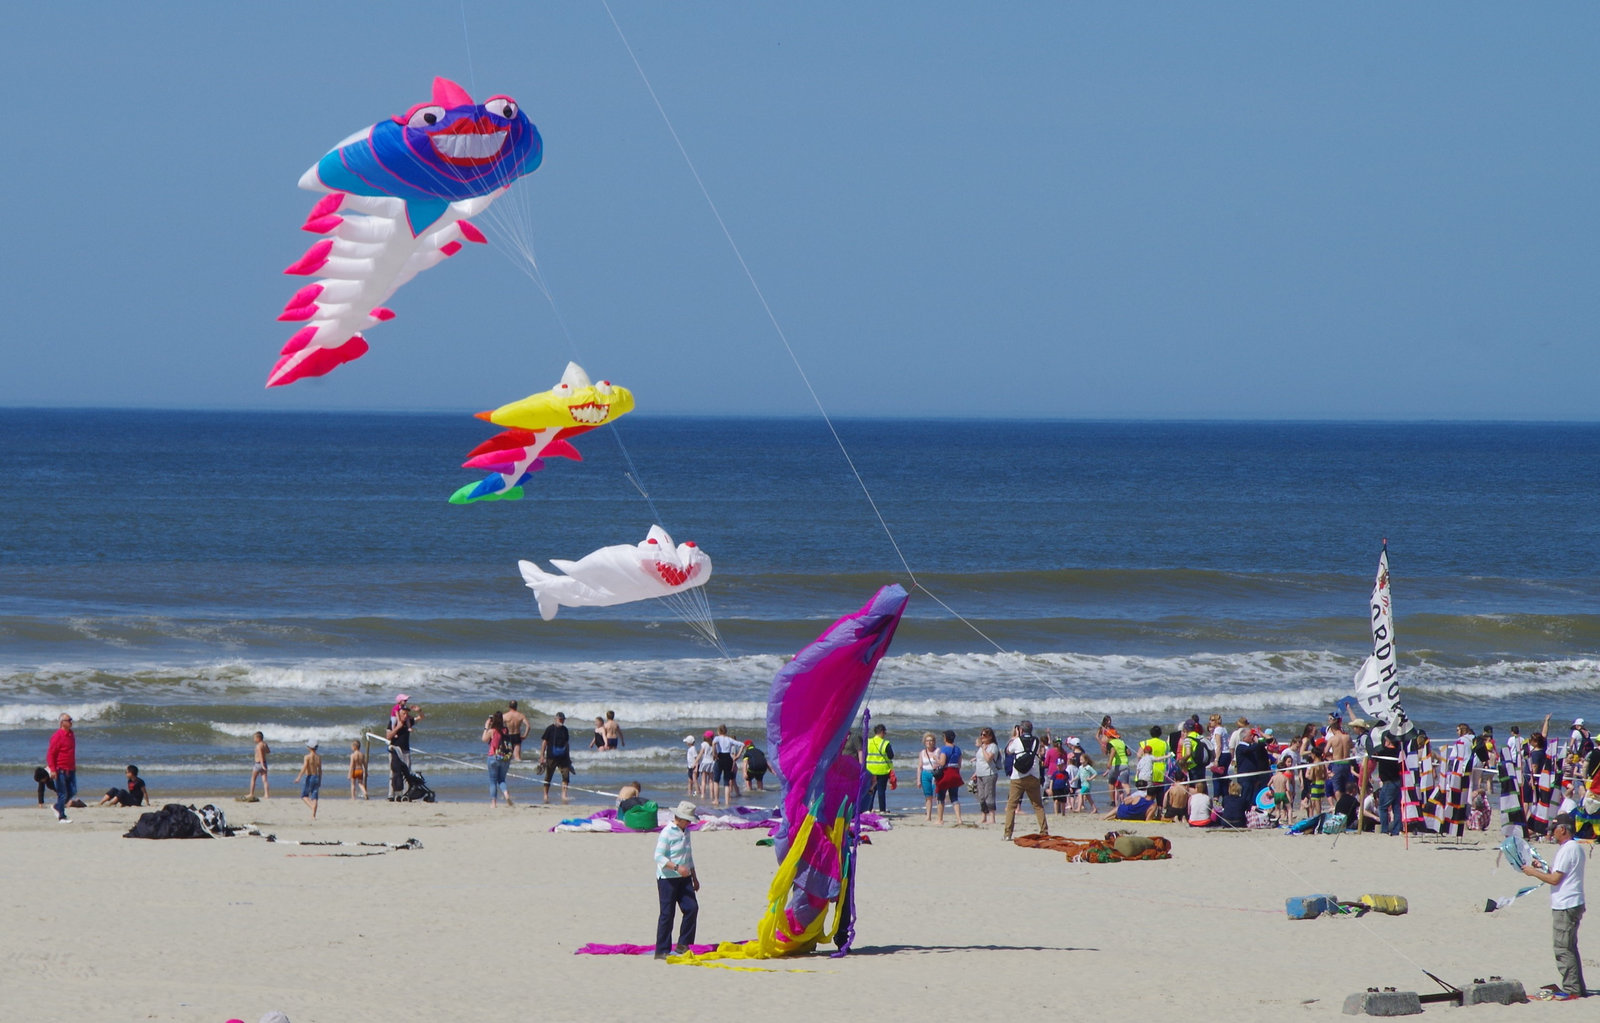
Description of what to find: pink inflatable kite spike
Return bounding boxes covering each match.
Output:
[457,221,487,244]
[306,193,344,221]
[433,76,475,108]
[278,326,319,356]
[284,239,334,276]
[283,284,323,310]
[543,439,582,461]
[302,213,344,234]
[370,307,396,321]
[279,284,323,321]
[440,241,463,257]
[267,336,369,388]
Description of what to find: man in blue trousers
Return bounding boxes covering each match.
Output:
[654,800,701,959]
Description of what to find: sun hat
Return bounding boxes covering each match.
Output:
[396,693,410,703]
[306,739,318,749]
[703,729,714,739]
[671,800,698,821]
[1067,737,1082,746]
[683,735,695,744]
[1553,812,1577,831]
[1263,728,1275,738]
[1575,718,1585,726]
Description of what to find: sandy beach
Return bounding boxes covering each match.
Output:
[2,794,1592,1023]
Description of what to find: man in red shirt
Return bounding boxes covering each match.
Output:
[46,713,77,822]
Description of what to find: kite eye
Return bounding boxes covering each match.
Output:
[553,382,571,395]
[406,105,447,128]
[483,96,519,120]
[594,380,613,396]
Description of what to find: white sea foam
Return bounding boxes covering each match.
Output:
[208,721,379,746]
[0,700,120,727]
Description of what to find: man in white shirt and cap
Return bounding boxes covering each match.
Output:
[1523,812,1587,999]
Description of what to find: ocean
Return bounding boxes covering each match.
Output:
[3,409,1598,807]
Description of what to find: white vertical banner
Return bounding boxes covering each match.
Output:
[1351,544,1412,738]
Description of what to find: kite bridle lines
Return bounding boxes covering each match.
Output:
[434,5,728,659]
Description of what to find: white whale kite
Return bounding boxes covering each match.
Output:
[517,526,712,621]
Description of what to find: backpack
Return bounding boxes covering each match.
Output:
[1013,736,1038,775]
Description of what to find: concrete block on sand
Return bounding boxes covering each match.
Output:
[1461,978,1527,1006]
[1342,990,1423,1016]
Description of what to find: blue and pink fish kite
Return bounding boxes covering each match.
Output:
[269,77,542,387]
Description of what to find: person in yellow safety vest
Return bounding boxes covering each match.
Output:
[1106,731,1131,805]
[1178,724,1208,784]
[865,723,895,813]
[1140,725,1171,802]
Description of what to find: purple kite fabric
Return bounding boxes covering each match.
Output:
[765,583,908,956]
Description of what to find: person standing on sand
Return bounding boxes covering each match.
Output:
[865,723,894,813]
[386,694,422,800]
[502,701,530,761]
[247,731,271,801]
[1324,716,1352,801]
[972,727,999,825]
[683,735,698,794]
[46,713,77,823]
[348,740,367,799]
[1522,812,1587,1000]
[603,710,625,750]
[539,712,572,804]
[295,740,322,818]
[653,800,701,959]
[711,724,742,808]
[483,710,514,807]
[1002,721,1049,841]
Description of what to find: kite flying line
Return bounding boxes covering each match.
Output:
[596,1,1092,715]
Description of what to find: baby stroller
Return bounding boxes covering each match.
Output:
[390,756,436,803]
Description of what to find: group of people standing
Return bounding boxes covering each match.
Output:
[861,721,1074,838]
[477,702,597,805]
[683,725,768,808]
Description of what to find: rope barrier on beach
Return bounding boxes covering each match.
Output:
[363,732,775,807]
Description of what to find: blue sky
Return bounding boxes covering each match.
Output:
[4,3,1595,418]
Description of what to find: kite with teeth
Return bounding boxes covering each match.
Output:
[268,77,543,388]
[449,363,634,504]
[517,526,712,621]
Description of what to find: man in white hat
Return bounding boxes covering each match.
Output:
[653,800,701,958]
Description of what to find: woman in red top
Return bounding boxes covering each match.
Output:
[46,713,77,822]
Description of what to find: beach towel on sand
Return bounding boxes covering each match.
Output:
[1013,833,1172,863]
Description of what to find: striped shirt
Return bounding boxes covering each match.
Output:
[654,821,694,879]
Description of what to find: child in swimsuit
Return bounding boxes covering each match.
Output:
[247,732,270,800]
[1303,753,1327,817]
[348,739,367,799]
[1270,757,1292,820]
